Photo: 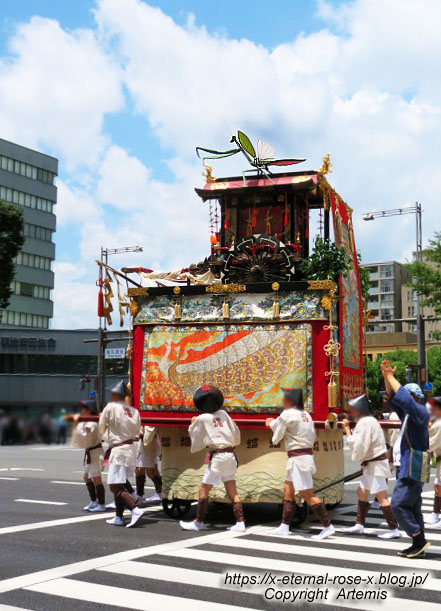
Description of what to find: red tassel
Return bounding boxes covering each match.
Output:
[305,194,309,239]
[284,192,289,228]
[252,194,257,228]
[224,196,229,230]
[97,288,105,317]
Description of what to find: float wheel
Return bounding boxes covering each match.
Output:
[161,497,192,519]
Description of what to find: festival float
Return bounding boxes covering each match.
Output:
[97,132,366,520]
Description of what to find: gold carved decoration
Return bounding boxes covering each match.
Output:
[173,286,181,295]
[130,300,139,317]
[206,284,246,294]
[202,163,216,183]
[319,153,332,175]
[307,280,337,291]
[271,282,280,291]
[210,182,229,190]
[127,287,149,297]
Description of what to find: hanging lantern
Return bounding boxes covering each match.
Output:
[328,378,338,409]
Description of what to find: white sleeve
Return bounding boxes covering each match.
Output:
[98,406,109,438]
[188,418,207,453]
[227,416,241,446]
[429,421,441,455]
[269,412,293,446]
[347,420,372,462]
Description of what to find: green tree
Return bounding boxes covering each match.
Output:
[427,346,441,395]
[0,199,25,310]
[405,231,441,337]
[300,236,350,283]
[357,252,371,304]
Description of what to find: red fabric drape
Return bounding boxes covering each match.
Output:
[130,325,145,410]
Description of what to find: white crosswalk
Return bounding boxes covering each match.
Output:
[1,494,441,610]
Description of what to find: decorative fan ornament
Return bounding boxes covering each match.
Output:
[221,234,296,284]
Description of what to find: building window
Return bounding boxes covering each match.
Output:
[0,310,49,329]
[407,305,415,317]
[23,223,53,242]
[0,185,55,214]
[0,154,55,184]
[15,252,52,271]
[10,281,51,300]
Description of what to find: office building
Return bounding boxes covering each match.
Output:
[362,261,408,333]
[0,138,57,329]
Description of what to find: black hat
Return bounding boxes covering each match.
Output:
[428,396,441,409]
[282,388,303,409]
[347,394,373,416]
[193,385,224,413]
[109,380,130,397]
[79,399,97,414]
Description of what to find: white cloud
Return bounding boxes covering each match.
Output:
[1,0,441,328]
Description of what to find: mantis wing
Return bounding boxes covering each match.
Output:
[257,139,275,161]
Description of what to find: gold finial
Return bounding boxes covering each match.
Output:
[271,282,280,291]
[173,286,181,295]
[320,153,332,175]
[202,163,216,183]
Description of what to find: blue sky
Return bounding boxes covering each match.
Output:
[0,0,440,327]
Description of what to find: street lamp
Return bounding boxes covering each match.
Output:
[362,203,425,385]
[97,244,143,409]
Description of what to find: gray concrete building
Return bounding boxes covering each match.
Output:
[0,138,58,329]
[0,328,127,416]
[361,260,409,333]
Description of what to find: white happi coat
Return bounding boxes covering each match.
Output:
[348,415,391,477]
[429,419,441,480]
[189,410,240,452]
[72,421,101,450]
[98,400,141,467]
[138,425,161,461]
[269,407,316,474]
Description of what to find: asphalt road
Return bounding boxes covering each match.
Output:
[0,443,439,611]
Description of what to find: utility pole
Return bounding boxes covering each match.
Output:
[362,203,425,386]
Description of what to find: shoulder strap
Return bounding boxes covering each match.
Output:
[403,418,413,451]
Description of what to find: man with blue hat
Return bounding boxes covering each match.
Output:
[99,380,142,527]
[382,360,431,558]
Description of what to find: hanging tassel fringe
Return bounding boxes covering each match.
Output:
[174,300,182,320]
[222,299,230,319]
[272,297,280,319]
[328,379,338,409]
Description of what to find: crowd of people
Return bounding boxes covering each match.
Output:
[72,359,441,560]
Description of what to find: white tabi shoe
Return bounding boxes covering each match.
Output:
[145,492,161,502]
[266,523,291,537]
[126,507,144,528]
[180,520,204,531]
[106,516,124,526]
[83,501,98,511]
[88,504,106,513]
[425,512,440,525]
[377,528,401,539]
[105,501,116,510]
[227,522,246,532]
[312,524,335,540]
[370,501,380,510]
[344,523,365,535]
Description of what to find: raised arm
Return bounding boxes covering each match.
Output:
[381,361,429,426]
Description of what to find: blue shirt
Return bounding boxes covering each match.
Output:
[389,386,429,479]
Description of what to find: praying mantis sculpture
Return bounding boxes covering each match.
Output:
[196,130,305,184]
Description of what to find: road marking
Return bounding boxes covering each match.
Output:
[0,478,19,481]
[9,468,45,472]
[51,481,84,486]
[0,605,30,610]
[14,499,68,506]
[0,504,163,537]
[0,525,266,594]
[215,535,441,573]
[26,577,261,611]
[168,548,440,594]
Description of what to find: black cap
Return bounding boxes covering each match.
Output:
[109,380,130,397]
[193,385,224,413]
[282,388,303,409]
[79,399,97,414]
[347,394,372,416]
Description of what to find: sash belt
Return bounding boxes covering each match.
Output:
[84,443,102,465]
[104,439,134,463]
[361,452,387,468]
[287,448,313,458]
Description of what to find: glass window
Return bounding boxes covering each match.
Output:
[7,158,13,172]
[31,167,37,180]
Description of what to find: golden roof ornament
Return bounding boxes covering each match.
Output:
[319,153,332,175]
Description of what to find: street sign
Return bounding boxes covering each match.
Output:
[424,381,433,395]
[105,347,126,360]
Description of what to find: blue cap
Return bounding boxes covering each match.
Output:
[404,383,424,399]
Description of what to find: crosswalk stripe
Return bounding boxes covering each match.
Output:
[329,514,441,539]
[262,530,441,552]
[25,577,262,611]
[167,548,440,594]
[213,536,441,573]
